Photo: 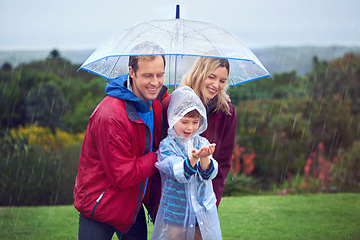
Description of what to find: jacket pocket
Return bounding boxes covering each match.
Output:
[91,190,105,217]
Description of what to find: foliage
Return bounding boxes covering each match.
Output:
[0,124,83,205]
[60,78,105,133]
[307,53,360,115]
[0,132,61,205]
[236,97,310,186]
[0,68,25,130]
[229,53,360,192]
[223,174,260,197]
[2,49,360,203]
[273,141,341,195]
[0,52,106,134]
[235,95,358,189]
[223,144,260,196]
[9,123,84,150]
[304,95,355,158]
[330,140,360,192]
[228,70,307,105]
[26,82,66,133]
[230,144,255,176]
[302,142,335,192]
[48,49,62,60]
[1,62,13,71]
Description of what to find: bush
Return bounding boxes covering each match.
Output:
[330,141,360,192]
[235,93,359,190]
[0,124,82,205]
[223,144,261,196]
[223,174,260,196]
[55,143,82,204]
[0,133,61,205]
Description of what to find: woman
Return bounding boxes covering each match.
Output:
[161,57,237,207]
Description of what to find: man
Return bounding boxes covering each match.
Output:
[74,42,168,239]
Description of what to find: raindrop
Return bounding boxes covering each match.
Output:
[272,185,277,194]
[48,205,56,222]
[295,167,301,186]
[300,126,306,142]
[268,103,273,118]
[253,124,257,137]
[49,97,56,115]
[317,98,324,118]
[278,100,284,115]
[322,118,327,132]
[271,131,277,150]
[291,115,297,135]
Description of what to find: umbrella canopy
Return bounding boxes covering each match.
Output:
[79,7,271,87]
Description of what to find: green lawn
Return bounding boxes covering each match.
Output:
[0,193,359,240]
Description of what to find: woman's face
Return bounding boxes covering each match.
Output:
[201,66,228,102]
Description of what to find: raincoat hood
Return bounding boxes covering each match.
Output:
[167,86,207,139]
[105,73,152,113]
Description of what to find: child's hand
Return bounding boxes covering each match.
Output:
[191,143,216,159]
[207,143,216,155]
[195,143,216,170]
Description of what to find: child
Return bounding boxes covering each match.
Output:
[151,86,222,240]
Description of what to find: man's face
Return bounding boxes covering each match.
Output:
[129,55,165,102]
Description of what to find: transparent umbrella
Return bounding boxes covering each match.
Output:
[79,5,271,87]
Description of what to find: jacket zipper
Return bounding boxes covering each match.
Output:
[91,190,105,217]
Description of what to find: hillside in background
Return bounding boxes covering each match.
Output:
[1,46,360,75]
[252,46,360,75]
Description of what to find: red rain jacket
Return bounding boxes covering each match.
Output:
[74,91,166,232]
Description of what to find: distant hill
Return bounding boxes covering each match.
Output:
[1,46,360,76]
[252,46,360,75]
[0,49,94,70]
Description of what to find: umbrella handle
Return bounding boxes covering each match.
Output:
[176,5,180,19]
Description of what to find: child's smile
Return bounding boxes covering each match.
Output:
[173,116,200,138]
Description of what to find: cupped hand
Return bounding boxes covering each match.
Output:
[191,143,216,158]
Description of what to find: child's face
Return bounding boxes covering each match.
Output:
[173,116,200,138]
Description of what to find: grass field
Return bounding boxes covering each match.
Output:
[0,193,359,240]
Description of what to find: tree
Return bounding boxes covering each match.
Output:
[1,62,13,72]
[26,82,66,133]
[307,53,360,115]
[48,49,62,60]
[228,70,307,105]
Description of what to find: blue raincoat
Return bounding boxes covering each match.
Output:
[151,86,222,240]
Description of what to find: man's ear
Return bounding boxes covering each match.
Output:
[129,66,135,79]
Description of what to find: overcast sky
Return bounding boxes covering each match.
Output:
[1,0,359,50]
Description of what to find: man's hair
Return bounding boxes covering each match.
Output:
[184,109,200,119]
[129,55,166,73]
[128,41,166,73]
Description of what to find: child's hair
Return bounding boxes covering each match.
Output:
[184,109,200,118]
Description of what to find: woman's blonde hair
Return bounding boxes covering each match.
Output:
[181,57,230,114]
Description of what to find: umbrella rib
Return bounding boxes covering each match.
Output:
[183,23,224,53]
[116,20,176,55]
[108,57,122,80]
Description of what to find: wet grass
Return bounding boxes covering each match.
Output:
[218,193,360,240]
[0,193,359,240]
